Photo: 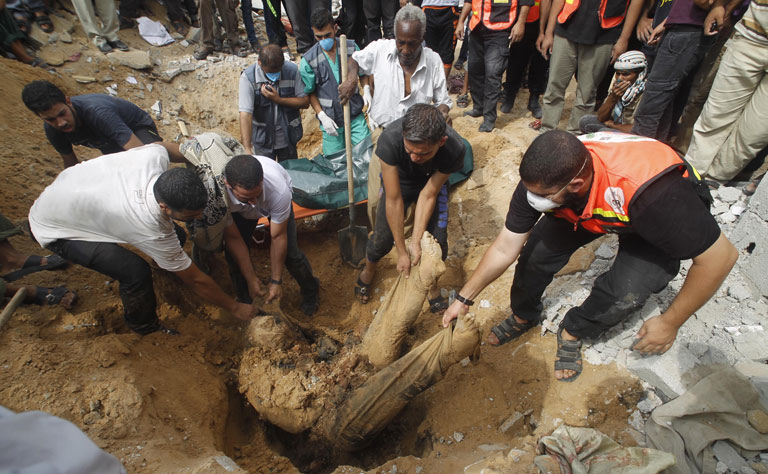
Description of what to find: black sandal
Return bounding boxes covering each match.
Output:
[428,294,449,314]
[34,14,54,33]
[489,314,537,346]
[555,326,583,383]
[354,276,371,304]
[30,286,77,307]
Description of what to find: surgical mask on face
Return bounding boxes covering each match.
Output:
[526,191,560,212]
[319,38,335,51]
[265,71,281,82]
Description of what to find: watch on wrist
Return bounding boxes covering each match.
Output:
[455,293,474,306]
[270,278,282,285]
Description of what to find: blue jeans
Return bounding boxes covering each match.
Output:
[240,0,258,45]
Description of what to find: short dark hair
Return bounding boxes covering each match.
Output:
[258,44,284,70]
[401,104,446,145]
[310,7,334,30]
[22,80,67,114]
[153,167,208,212]
[519,130,592,187]
[224,155,264,190]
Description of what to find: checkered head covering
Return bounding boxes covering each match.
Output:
[614,50,647,72]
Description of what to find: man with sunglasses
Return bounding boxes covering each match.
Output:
[442,130,737,383]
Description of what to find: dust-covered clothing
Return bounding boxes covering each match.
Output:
[0,7,25,50]
[43,94,158,156]
[29,144,191,272]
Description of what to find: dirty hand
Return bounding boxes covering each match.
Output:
[610,79,631,97]
[397,251,412,278]
[509,21,525,44]
[409,239,422,267]
[338,79,355,105]
[248,278,265,300]
[232,302,256,321]
[704,5,724,35]
[362,84,373,110]
[442,299,468,327]
[632,315,679,354]
[261,83,279,101]
[636,16,653,42]
[317,111,339,136]
[266,282,282,303]
[455,24,464,41]
[610,37,628,63]
[537,33,554,60]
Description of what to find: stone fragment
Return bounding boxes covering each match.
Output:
[106,50,152,70]
[453,432,464,443]
[100,74,113,82]
[186,27,201,42]
[716,462,728,474]
[627,343,698,399]
[557,243,596,275]
[713,440,753,473]
[747,409,768,434]
[27,26,52,47]
[39,49,64,66]
[60,31,72,43]
[595,243,614,260]
[508,449,526,462]
[728,282,754,302]
[180,39,189,47]
[733,332,768,362]
[499,411,525,434]
[628,410,644,432]
[718,186,743,203]
[477,443,509,452]
[72,75,96,83]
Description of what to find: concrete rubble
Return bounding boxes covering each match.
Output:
[106,50,153,70]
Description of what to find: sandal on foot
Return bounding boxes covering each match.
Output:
[744,175,763,196]
[2,254,67,282]
[14,14,31,34]
[529,119,542,131]
[456,93,469,108]
[428,294,449,314]
[30,286,77,307]
[555,327,583,383]
[354,276,371,304]
[489,314,536,346]
[34,14,54,33]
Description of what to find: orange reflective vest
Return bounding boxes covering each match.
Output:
[551,133,703,234]
[557,0,629,28]
[469,0,521,31]
[527,0,540,22]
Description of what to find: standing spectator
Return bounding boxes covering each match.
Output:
[0,0,48,67]
[7,0,53,33]
[501,0,551,118]
[537,0,643,133]
[301,7,370,155]
[263,0,293,60]
[284,0,331,54]
[365,0,398,42]
[241,0,261,51]
[339,0,366,47]
[630,0,729,141]
[71,0,129,52]
[421,0,461,81]
[456,0,533,132]
[685,0,768,184]
[239,44,309,161]
[194,0,244,59]
[579,50,648,133]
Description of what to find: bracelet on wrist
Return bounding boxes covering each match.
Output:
[455,294,474,306]
[270,278,282,285]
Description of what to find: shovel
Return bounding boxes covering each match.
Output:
[337,35,369,268]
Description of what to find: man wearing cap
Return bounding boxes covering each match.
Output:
[578,51,648,134]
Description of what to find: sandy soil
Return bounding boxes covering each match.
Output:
[0,12,643,473]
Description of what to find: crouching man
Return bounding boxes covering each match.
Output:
[29,144,258,335]
[443,131,737,382]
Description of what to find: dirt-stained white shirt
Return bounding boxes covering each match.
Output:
[225,155,293,224]
[352,39,452,129]
[29,144,192,272]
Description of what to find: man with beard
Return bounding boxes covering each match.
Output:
[442,131,737,383]
[22,80,165,168]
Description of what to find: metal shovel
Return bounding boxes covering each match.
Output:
[337,35,368,268]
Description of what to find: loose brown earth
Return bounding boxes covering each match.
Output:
[0,17,643,473]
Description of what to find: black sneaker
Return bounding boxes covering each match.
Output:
[478,119,494,133]
[108,40,129,51]
[97,42,113,53]
[193,45,214,60]
[463,109,482,118]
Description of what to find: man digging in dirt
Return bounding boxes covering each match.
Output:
[28,144,260,335]
[443,130,738,382]
[21,80,173,169]
[354,103,464,312]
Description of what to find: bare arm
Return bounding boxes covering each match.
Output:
[442,227,531,326]
[632,232,738,353]
[60,152,78,168]
[612,0,645,61]
[381,161,409,275]
[309,93,323,114]
[409,171,451,266]
[174,262,257,320]
[122,133,145,149]
[338,55,360,105]
[266,219,289,303]
[156,142,187,163]
[239,111,254,154]
[223,220,264,300]
[454,3,472,40]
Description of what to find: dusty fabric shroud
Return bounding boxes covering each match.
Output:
[645,367,768,474]
[534,425,675,474]
[181,132,245,251]
[136,17,175,46]
[360,232,446,368]
[334,312,481,451]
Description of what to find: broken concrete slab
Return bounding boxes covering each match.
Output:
[718,186,743,204]
[39,49,65,66]
[499,411,525,434]
[627,343,699,399]
[732,331,768,362]
[106,50,152,70]
[731,176,768,298]
[713,440,754,473]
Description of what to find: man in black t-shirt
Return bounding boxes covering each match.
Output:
[443,130,737,383]
[22,80,162,168]
[355,104,465,308]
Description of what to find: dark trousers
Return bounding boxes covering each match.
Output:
[225,210,318,302]
[284,0,330,54]
[424,6,460,66]
[263,0,288,47]
[252,145,298,163]
[199,0,239,46]
[134,126,162,144]
[364,0,397,43]
[241,0,258,44]
[631,26,716,142]
[165,0,197,22]
[366,184,449,262]
[509,216,680,340]
[119,0,141,19]
[504,21,549,100]
[468,24,510,123]
[340,0,367,48]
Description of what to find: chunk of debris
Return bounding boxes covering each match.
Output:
[106,50,152,70]
[499,411,525,434]
[72,75,97,84]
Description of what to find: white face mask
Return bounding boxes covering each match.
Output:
[526,191,560,212]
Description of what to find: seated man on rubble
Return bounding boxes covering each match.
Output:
[355,104,465,312]
[300,7,371,156]
[239,44,309,163]
[443,131,737,382]
[21,80,165,168]
[28,144,259,335]
[222,155,320,316]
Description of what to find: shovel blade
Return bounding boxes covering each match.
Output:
[338,225,369,268]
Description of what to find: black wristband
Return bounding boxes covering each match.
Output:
[455,294,474,306]
[270,278,282,285]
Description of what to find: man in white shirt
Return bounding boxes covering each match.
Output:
[350,4,452,130]
[223,155,320,316]
[29,145,258,335]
